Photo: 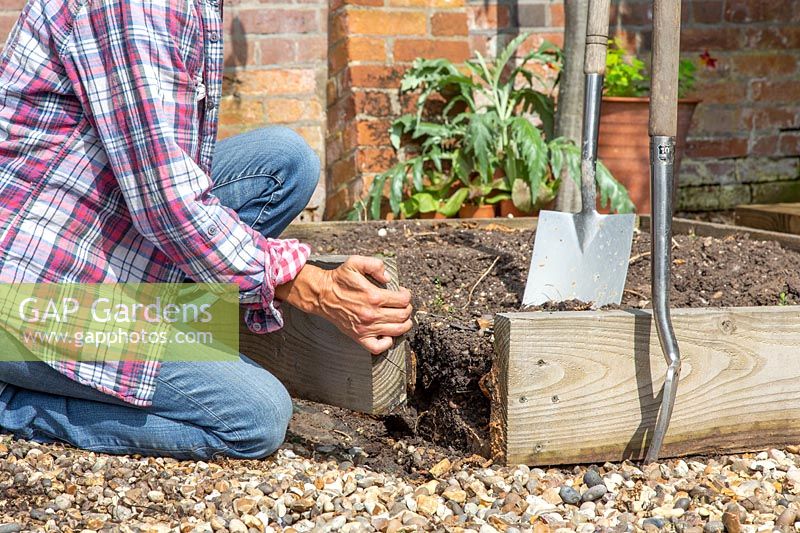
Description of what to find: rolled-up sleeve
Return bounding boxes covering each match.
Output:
[59,0,309,332]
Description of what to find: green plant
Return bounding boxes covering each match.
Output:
[604,39,708,99]
[357,33,633,220]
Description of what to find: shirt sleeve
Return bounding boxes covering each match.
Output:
[59,1,309,332]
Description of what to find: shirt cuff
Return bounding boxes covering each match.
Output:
[244,238,311,334]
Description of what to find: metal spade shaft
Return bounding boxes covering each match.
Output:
[644,0,683,464]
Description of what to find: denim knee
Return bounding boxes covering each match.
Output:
[222,377,293,459]
[267,126,320,205]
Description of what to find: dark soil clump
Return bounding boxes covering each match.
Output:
[288,221,800,475]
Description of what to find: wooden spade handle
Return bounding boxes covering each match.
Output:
[649,0,682,137]
[584,0,611,75]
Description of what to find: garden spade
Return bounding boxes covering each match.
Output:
[644,0,683,464]
[523,0,634,308]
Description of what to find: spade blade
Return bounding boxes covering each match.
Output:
[523,210,635,308]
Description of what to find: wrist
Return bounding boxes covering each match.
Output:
[274,264,326,314]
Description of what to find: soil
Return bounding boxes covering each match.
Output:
[285,221,800,477]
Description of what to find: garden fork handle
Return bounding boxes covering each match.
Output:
[646,0,682,464]
[579,0,611,215]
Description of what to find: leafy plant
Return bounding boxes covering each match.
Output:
[604,39,710,99]
[358,33,633,220]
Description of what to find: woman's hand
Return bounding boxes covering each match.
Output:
[275,256,413,354]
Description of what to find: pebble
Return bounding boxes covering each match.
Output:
[703,521,725,533]
[559,486,581,505]
[228,518,247,533]
[0,434,799,532]
[722,511,741,533]
[581,484,607,502]
[674,497,691,511]
[643,517,665,529]
[583,469,605,488]
[776,507,797,527]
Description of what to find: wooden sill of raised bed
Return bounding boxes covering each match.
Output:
[491,216,800,466]
[238,255,409,416]
[249,216,800,463]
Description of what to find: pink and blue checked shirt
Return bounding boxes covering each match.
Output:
[0,0,310,406]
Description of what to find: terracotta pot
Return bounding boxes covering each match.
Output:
[419,211,448,219]
[597,96,700,214]
[498,199,532,218]
[459,204,497,219]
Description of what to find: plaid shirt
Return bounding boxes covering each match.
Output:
[0,0,310,406]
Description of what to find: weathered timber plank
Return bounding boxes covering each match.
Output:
[735,203,800,236]
[493,306,800,465]
[282,218,540,242]
[652,217,800,252]
[284,216,800,252]
[239,256,407,415]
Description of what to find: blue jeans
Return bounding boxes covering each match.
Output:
[0,127,320,459]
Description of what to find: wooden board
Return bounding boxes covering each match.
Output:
[735,203,800,236]
[492,306,800,465]
[239,256,408,415]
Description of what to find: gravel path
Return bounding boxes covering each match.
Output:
[2,435,799,532]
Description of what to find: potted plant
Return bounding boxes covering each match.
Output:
[598,40,716,213]
[353,34,633,220]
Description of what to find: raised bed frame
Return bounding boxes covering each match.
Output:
[254,217,800,465]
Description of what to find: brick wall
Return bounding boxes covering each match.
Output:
[0,0,329,221]
[610,0,800,210]
[325,0,470,219]
[2,1,799,217]
[468,0,800,211]
[221,0,328,220]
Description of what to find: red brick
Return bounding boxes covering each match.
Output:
[327,94,356,131]
[690,106,743,134]
[393,39,471,63]
[295,36,328,63]
[431,12,468,37]
[750,80,800,102]
[691,0,724,24]
[236,69,317,96]
[356,119,392,146]
[387,0,465,6]
[224,38,257,69]
[258,38,296,66]
[680,27,741,51]
[779,132,800,156]
[743,107,799,130]
[743,26,800,49]
[356,146,396,173]
[468,4,510,29]
[345,10,427,36]
[750,134,781,156]
[685,137,749,158]
[0,13,17,37]
[549,3,565,27]
[349,65,406,89]
[724,0,795,23]
[353,91,393,116]
[235,8,319,35]
[330,155,358,190]
[347,36,387,62]
[266,98,324,123]
[732,53,797,77]
[328,40,349,74]
[691,80,747,104]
